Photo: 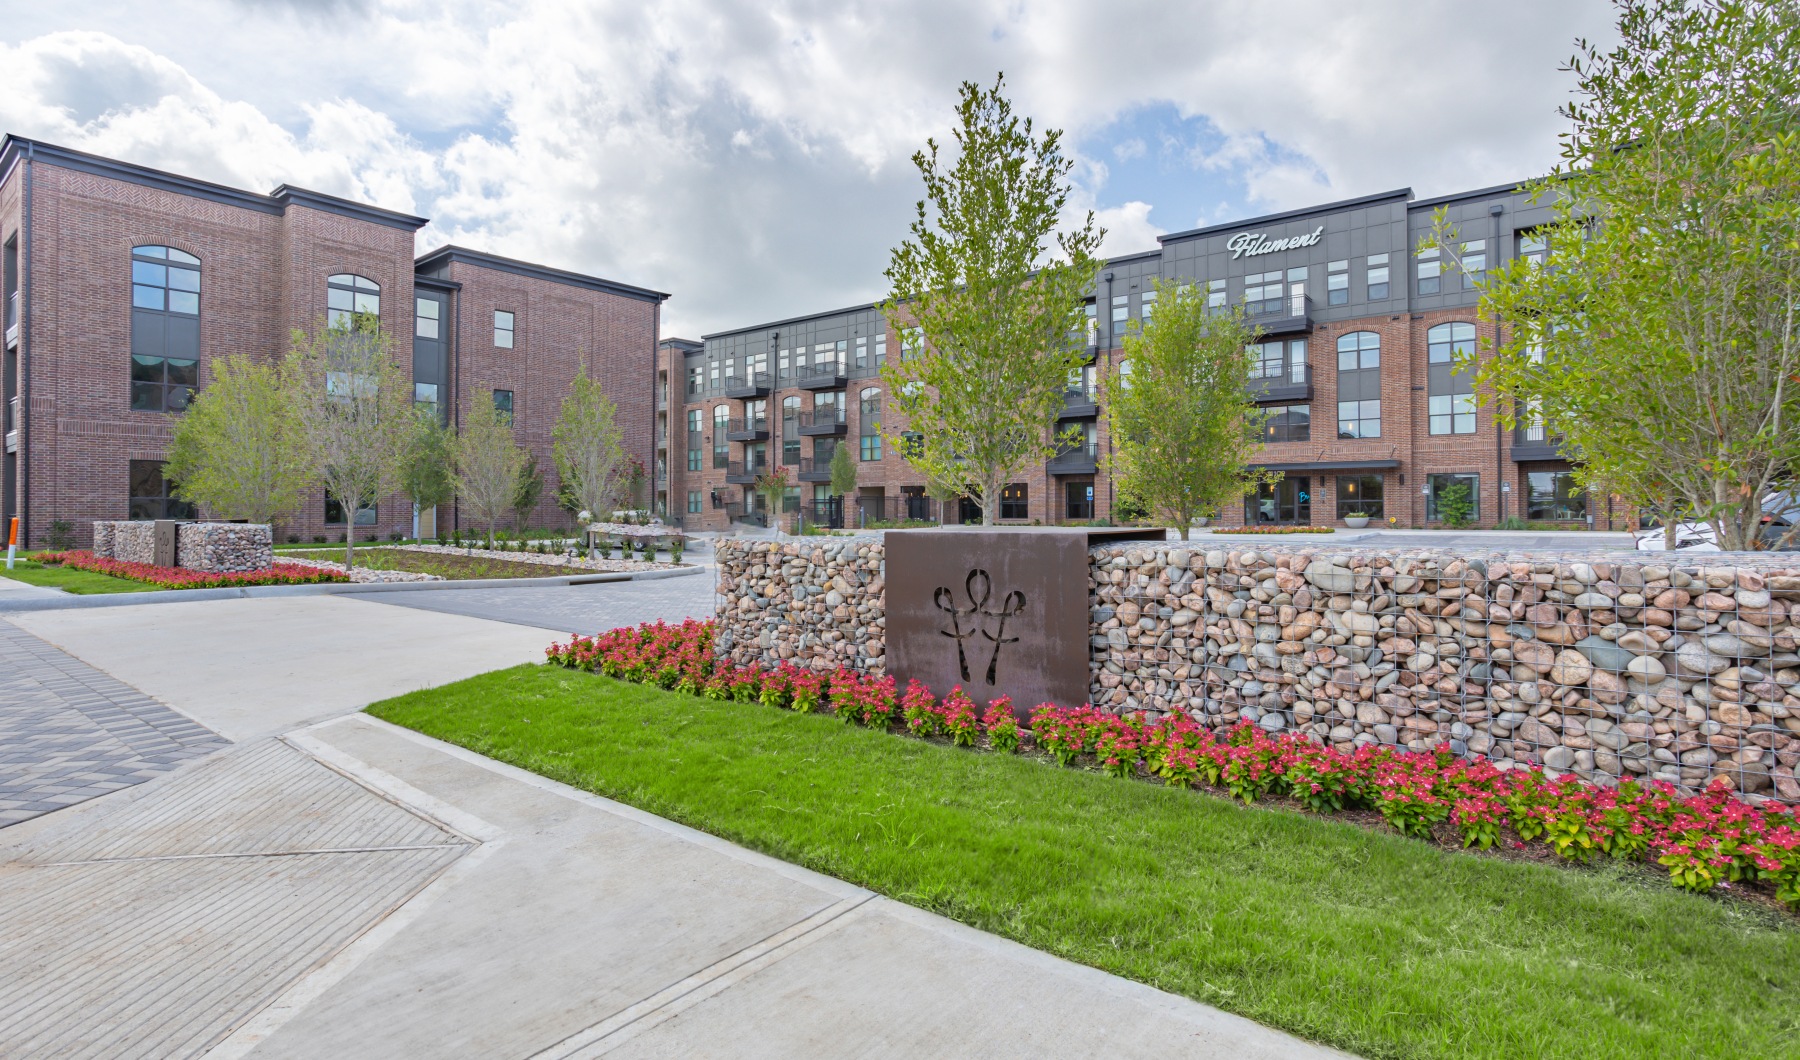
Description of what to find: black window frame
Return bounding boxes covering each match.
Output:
[128,459,195,521]
[1262,404,1311,443]
[494,309,515,349]
[1526,470,1586,521]
[1000,482,1028,521]
[1335,474,1384,519]
[327,273,380,329]
[1425,473,1480,522]
[324,490,378,526]
[129,245,202,414]
[492,388,514,425]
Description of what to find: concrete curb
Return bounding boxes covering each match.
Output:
[0,562,707,613]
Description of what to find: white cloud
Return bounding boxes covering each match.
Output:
[0,1,1619,336]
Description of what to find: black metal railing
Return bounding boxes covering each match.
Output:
[725,459,768,484]
[726,416,769,440]
[798,407,847,434]
[1048,440,1100,474]
[723,371,772,397]
[798,363,848,390]
[1058,384,1099,419]
[1246,362,1313,403]
[797,457,833,482]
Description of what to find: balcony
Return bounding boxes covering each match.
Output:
[4,396,16,453]
[798,407,847,436]
[1057,385,1099,420]
[1247,362,1313,404]
[1511,428,1567,463]
[724,502,767,528]
[725,459,767,485]
[1048,441,1099,475]
[723,371,772,398]
[725,416,769,441]
[1245,291,1311,336]
[797,364,847,391]
[797,457,834,483]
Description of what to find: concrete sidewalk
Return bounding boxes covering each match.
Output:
[0,594,1347,1058]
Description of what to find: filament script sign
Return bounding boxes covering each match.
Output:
[886,529,1094,713]
[1227,225,1324,260]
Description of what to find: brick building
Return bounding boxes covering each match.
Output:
[667,181,1611,533]
[0,137,666,548]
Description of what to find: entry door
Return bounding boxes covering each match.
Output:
[1250,477,1311,524]
[1065,481,1093,521]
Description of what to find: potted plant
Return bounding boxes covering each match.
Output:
[1343,510,1371,529]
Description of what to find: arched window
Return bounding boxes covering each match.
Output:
[327,273,380,328]
[130,245,200,412]
[712,404,730,468]
[1335,331,1380,439]
[859,387,882,461]
[1427,323,1477,434]
[782,395,802,465]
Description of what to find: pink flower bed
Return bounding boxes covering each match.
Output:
[37,550,349,589]
[548,619,1800,911]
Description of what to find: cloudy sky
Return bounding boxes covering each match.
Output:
[0,0,1618,337]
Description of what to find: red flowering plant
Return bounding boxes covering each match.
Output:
[901,680,939,737]
[940,687,981,747]
[39,550,348,589]
[983,696,1020,753]
[543,618,1800,913]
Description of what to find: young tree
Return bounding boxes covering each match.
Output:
[164,352,310,524]
[286,313,415,567]
[1102,280,1277,538]
[455,389,529,548]
[828,441,857,521]
[754,465,790,531]
[1427,0,1800,550]
[551,362,629,526]
[400,408,455,538]
[512,450,544,531]
[880,74,1102,525]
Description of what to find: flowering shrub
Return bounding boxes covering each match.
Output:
[36,550,348,589]
[544,619,1800,912]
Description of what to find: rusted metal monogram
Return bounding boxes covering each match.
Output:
[932,569,1027,685]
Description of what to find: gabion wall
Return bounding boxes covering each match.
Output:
[715,538,1800,802]
[91,521,275,573]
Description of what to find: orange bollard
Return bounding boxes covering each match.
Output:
[5,516,16,570]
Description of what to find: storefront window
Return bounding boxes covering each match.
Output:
[1526,470,1586,521]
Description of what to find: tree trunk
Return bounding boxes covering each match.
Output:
[345,526,355,571]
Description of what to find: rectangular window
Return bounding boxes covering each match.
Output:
[854,336,868,370]
[1326,259,1349,306]
[900,431,923,459]
[1335,474,1384,519]
[415,297,439,338]
[712,406,729,468]
[414,382,439,406]
[1000,483,1028,521]
[687,491,701,514]
[1460,240,1486,288]
[492,389,513,424]
[1083,301,1098,346]
[1336,399,1381,439]
[1416,247,1440,295]
[1526,470,1586,521]
[494,310,514,348]
[1366,253,1390,300]
[1426,473,1479,522]
[1243,271,1284,316]
[1206,279,1225,310]
[128,459,195,521]
[130,355,198,413]
[324,491,378,526]
[873,335,887,367]
[1139,290,1156,327]
[1428,393,1476,435]
[860,435,882,461]
[687,366,702,395]
[1110,295,1128,339]
[687,409,703,472]
[1249,338,1305,381]
[1262,405,1311,443]
[1519,231,1548,268]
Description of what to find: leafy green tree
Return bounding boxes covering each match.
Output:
[828,440,858,506]
[552,362,629,524]
[1433,480,1475,529]
[1426,0,1800,550]
[455,387,528,548]
[880,74,1102,525]
[400,408,455,537]
[286,312,415,567]
[512,450,544,531]
[165,352,310,525]
[754,465,790,530]
[1102,280,1276,538]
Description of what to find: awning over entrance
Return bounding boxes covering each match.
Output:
[1252,459,1401,472]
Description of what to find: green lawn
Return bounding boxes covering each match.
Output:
[0,558,162,594]
[369,665,1800,1060]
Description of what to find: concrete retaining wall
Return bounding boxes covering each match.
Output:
[715,537,1800,802]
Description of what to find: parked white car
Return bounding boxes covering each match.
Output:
[1634,493,1800,551]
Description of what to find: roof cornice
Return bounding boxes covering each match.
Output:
[0,135,428,231]
[1157,188,1414,245]
[414,244,669,303]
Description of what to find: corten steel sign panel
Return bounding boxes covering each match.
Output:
[886,530,1097,711]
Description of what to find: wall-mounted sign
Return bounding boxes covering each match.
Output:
[1227,225,1324,260]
